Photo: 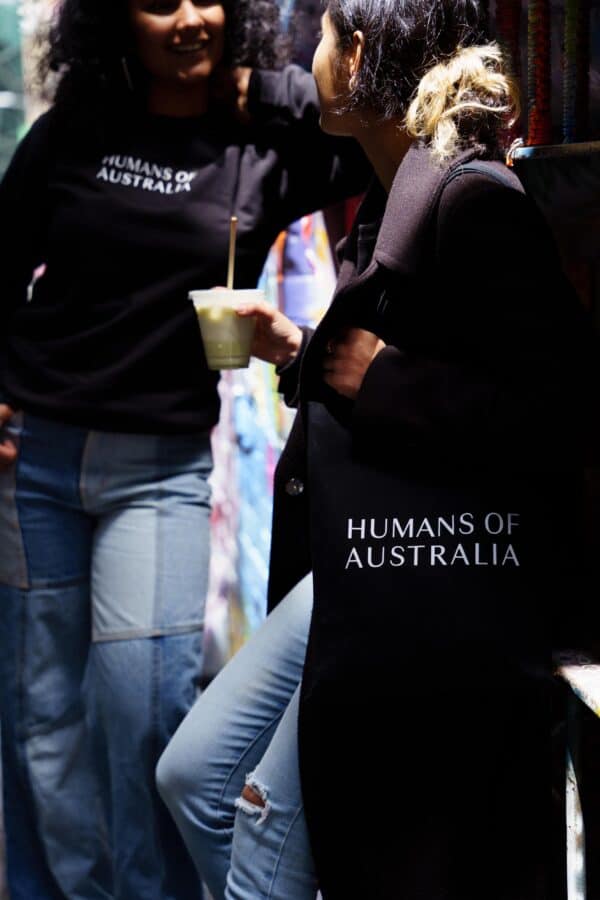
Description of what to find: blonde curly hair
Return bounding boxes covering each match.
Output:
[405,43,520,160]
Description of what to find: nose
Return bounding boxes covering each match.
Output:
[175,0,204,30]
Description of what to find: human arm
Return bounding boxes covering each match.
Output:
[246,65,371,216]
[236,300,313,407]
[0,113,51,406]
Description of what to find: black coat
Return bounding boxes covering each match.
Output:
[268,143,595,899]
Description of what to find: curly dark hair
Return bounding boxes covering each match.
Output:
[326,0,517,159]
[327,0,485,119]
[40,0,290,118]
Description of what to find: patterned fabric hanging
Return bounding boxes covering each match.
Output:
[495,0,523,141]
[563,0,591,142]
[527,0,553,144]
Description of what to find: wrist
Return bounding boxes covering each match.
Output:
[285,325,303,363]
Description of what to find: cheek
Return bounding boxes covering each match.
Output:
[131,18,162,57]
[208,9,226,46]
[312,44,326,86]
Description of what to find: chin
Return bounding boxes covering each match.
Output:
[175,66,213,84]
[320,113,351,138]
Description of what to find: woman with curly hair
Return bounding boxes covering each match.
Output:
[0,2,367,898]
[161,0,596,896]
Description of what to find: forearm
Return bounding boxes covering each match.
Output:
[247,65,320,126]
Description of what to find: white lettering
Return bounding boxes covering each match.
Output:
[503,545,520,566]
[507,513,520,535]
[474,543,489,566]
[390,546,405,566]
[430,545,447,565]
[347,519,366,540]
[370,518,388,540]
[408,545,425,565]
[416,518,435,538]
[345,548,363,569]
[438,516,456,536]
[450,544,470,565]
[367,547,386,568]
[392,518,413,539]
[484,513,504,535]
[459,513,475,535]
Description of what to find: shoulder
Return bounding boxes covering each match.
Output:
[2,108,59,183]
[20,108,58,147]
[438,161,525,222]
[436,159,554,261]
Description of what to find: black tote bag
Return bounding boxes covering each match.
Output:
[303,400,580,696]
[299,400,574,900]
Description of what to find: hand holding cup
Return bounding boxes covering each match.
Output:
[235,300,303,367]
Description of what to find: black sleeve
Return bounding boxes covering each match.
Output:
[352,176,597,473]
[248,66,371,220]
[0,111,52,394]
[276,326,314,408]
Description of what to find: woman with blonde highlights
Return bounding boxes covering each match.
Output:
[162,0,595,897]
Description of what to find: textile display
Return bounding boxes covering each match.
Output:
[203,211,336,675]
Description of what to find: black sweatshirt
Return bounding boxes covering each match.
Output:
[0,66,368,433]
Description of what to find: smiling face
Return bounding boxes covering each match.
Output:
[129,0,227,90]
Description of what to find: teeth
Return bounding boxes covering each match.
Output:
[172,42,207,53]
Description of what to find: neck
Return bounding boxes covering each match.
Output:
[146,80,209,117]
[353,117,414,192]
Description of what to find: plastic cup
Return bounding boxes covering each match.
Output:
[190,288,260,370]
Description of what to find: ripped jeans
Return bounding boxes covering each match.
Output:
[157,575,318,900]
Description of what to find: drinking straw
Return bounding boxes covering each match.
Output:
[563,0,591,142]
[527,0,552,145]
[227,216,238,290]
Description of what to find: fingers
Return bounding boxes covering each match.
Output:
[0,404,17,469]
[235,301,276,319]
[0,440,17,468]
[336,326,375,342]
[0,403,16,425]
[322,370,358,401]
[321,329,385,401]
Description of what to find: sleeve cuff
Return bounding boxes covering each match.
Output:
[276,326,313,407]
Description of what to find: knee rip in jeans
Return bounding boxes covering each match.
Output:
[235,770,271,825]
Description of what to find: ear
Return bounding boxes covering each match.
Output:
[347,29,364,87]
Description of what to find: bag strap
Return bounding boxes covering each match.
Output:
[442,160,520,192]
[374,160,521,333]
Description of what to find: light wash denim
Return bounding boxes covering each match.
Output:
[157,575,318,900]
[0,411,212,900]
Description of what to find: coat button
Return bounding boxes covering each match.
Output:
[285,477,304,497]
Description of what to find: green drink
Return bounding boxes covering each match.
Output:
[190,289,259,370]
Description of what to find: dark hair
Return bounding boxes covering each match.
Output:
[39,0,290,119]
[326,0,518,158]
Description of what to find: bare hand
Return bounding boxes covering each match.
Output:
[236,301,303,367]
[0,404,18,469]
[323,328,385,400]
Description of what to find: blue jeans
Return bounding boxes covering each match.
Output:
[0,411,212,900]
[157,575,317,900]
